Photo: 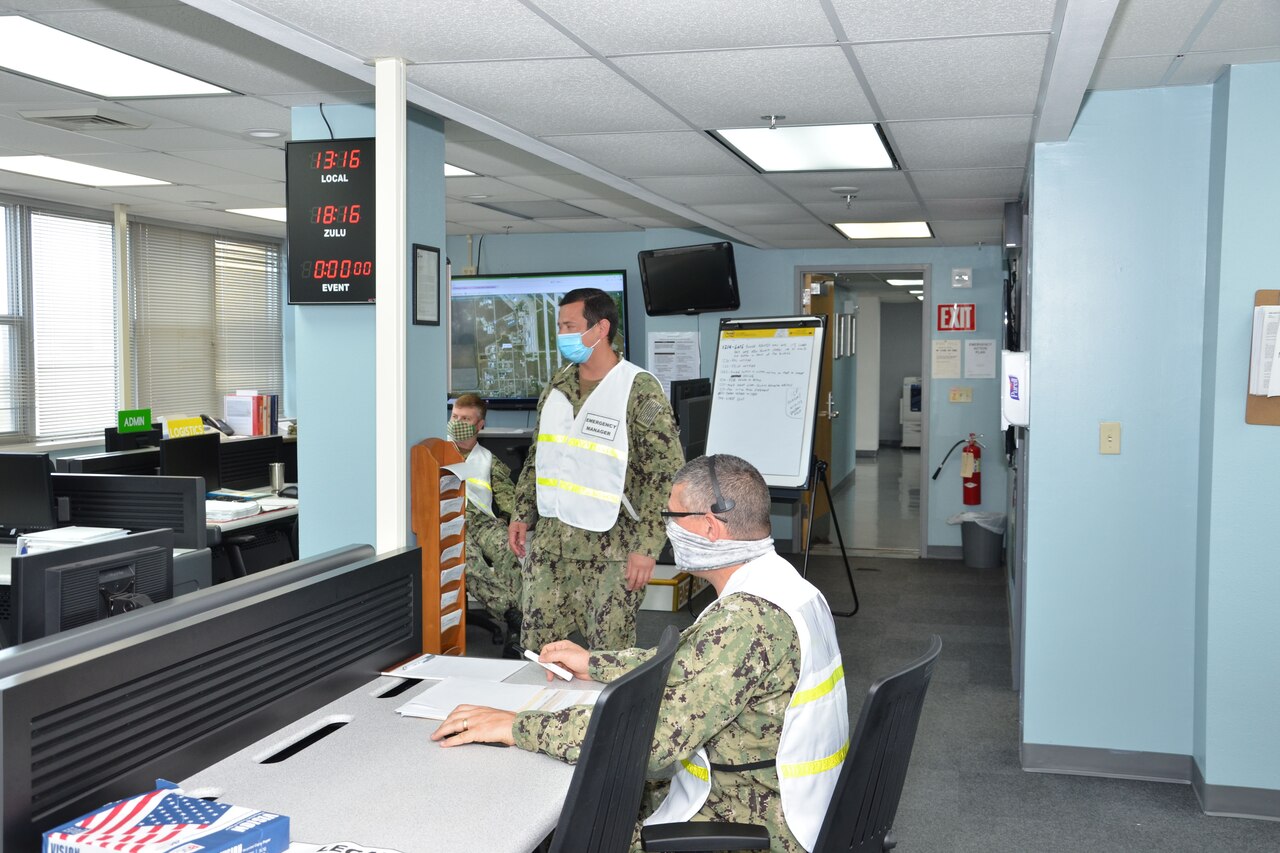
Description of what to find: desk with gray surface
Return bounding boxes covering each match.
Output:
[182,664,587,853]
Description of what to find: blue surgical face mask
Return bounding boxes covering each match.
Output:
[557,324,600,364]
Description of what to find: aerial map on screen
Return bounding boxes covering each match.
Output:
[449,270,626,405]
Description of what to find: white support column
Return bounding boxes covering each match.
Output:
[375,57,408,553]
[113,203,131,408]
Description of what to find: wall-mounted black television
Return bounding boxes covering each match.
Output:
[449,270,628,409]
[638,241,740,316]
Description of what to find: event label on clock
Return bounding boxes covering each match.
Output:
[285,138,376,304]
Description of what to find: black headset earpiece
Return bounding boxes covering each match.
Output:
[707,455,737,515]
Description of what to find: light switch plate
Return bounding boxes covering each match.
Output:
[1100,421,1121,454]
[952,267,972,288]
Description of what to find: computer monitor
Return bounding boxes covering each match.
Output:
[9,528,174,645]
[104,425,163,451]
[638,242,740,316]
[669,378,711,427]
[0,452,56,538]
[160,432,221,490]
[57,447,160,475]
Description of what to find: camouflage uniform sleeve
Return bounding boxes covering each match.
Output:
[490,454,516,522]
[588,647,655,683]
[623,373,684,559]
[513,384,552,523]
[512,705,594,764]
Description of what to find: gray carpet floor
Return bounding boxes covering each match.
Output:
[471,553,1280,851]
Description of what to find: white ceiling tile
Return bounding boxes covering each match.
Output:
[888,116,1033,170]
[614,46,875,128]
[78,127,263,153]
[449,219,566,234]
[911,168,1024,199]
[929,219,1003,243]
[620,215,699,229]
[632,175,788,205]
[445,139,573,178]
[408,59,686,136]
[109,184,276,208]
[175,147,285,181]
[737,223,842,243]
[0,69,109,106]
[530,0,837,54]
[1168,47,1280,84]
[1190,0,1280,52]
[1099,0,1212,59]
[444,176,552,202]
[1089,56,1177,90]
[692,202,820,225]
[809,200,927,221]
[32,6,366,95]
[0,172,127,207]
[502,173,635,199]
[74,151,272,185]
[240,0,586,62]
[561,196,672,218]
[128,96,293,136]
[544,131,751,177]
[855,35,1049,120]
[8,0,182,13]
[216,182,286,204]
[0,113,143,155]
[831,0,1056,41]
[260,91,372,108]
[763,170,916,204]
[538,218,640,232]
[924,198,1009,220]
[447,200,516,220]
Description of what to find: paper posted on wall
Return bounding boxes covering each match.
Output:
[1249,305,1280,396]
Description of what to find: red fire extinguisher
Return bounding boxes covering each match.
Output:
[931,433,984,505]
[960,433,981,505]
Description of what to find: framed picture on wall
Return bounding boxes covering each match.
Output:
[413,244,441,326]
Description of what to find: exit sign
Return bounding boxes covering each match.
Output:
[937,303,976,332]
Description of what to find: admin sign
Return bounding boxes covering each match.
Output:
[937,303,976,332]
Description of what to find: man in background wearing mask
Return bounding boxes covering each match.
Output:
[437,455,847,853]
[448,393,522,657]
[508,287,683,650]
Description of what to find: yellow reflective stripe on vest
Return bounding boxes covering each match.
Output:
[535,476,621,505]
[778,739,849,780]
[537,432,627,461]
[679,759,710,782]
[467,478,492,492]
[789,664,844,708]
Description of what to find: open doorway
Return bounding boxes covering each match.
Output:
[798,266,928,557]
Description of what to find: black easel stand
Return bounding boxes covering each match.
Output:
[800,458,859,617]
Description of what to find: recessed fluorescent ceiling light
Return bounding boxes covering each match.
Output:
[886,278,923,286]
[714,123,893,172]
[835,222,933,240]
[0,17,229,98]
[227,207,287,222]
[917,295,924,301]
[908,290,923,295]
[444,163,476,177]
[0,155,168,187]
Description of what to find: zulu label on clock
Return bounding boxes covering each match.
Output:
[286,138,376,304]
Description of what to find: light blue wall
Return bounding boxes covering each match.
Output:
[1196,62,1280,791]
[1024,86,1212,754]
[292,103,446,556]
[446,231,1003,549]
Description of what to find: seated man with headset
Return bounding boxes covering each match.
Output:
[432,454,847,852]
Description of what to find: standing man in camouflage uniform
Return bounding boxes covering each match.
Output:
[507,287,683,651]
[447,394,522,656]
[437,455,848,853]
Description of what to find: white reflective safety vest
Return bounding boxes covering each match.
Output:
[643,550,848,851]
[535,360,648,532]
[463,443,496,518]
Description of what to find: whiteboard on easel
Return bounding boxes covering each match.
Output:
[704,315,825,489]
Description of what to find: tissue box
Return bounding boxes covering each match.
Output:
[43,788,288,853]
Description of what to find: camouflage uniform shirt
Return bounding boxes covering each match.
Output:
[511,592,805,852]
[513,360,683,560]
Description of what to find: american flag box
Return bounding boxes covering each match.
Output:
[43,787,288,853]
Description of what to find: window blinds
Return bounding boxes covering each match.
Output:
[215,239,282,399]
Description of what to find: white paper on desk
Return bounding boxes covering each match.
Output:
[441,496,464,517]
[440,608,462,632]
[440,513,465,540]
[440,563,464,586]
[383,652,524,681]
[440,541,464,564]
[288,843,406,853]
[396,676,599,719]
[440,589,459,610]
[440,473,461,492]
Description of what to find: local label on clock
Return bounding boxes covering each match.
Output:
[286,138,376,304]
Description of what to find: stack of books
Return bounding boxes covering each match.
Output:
[223,391,279,436]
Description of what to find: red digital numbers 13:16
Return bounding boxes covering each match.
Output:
[301,259,373,279]
[309,148,361,170]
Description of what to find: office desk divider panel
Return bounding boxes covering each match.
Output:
[56,447,160,476]
[410,438,467,655]
[0,543,415,852]
[219,435,284,490]
[51,473,207,550]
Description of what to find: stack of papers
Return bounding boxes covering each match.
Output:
[1249,305,1280,396]
[396,676,599,720]
[205,499,261,522]
[383,653,526,681]
[16,526,127,555]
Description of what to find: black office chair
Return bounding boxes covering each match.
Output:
[546,623,681,853]
[642,634,942,853]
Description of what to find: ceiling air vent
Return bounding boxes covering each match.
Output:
[19,108,151,132]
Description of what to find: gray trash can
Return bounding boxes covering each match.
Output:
[960,521,1003,569]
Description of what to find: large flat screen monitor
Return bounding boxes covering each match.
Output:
[449,270,627,409]
[638,241,740,316]
[104,426,163,452]
[9,528,174,645]
[0,452,56,538]
[159,432,221,490]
